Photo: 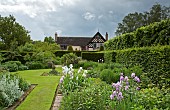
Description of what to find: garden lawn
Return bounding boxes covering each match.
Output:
[12,69,61,110]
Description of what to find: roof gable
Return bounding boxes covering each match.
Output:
[89,32,106,43]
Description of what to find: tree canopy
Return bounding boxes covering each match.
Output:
[115,3,170,35]
[0,15,31,50]
[44,36,55,44]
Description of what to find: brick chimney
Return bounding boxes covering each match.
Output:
[55,32,58,42]
[105,32,108,41]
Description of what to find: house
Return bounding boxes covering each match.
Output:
[55,32,108,51]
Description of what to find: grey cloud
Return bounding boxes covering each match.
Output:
[0,0,169,40]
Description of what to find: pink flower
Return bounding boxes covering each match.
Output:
[134,76,140,83]
[120,76,124,81]
[136,87,140,90]
[110,91,117,100]
[117,92,123,100]
[125,85,129,91]
[110,94,114,100]
[60,76,65,83]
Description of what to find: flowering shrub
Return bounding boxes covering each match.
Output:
[0,73,30,107]
[109,73,141,110]
[59,64,88,94]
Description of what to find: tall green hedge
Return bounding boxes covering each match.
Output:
[82,52,104,62]
[105,19,170,50]
[115,45,170,87]
[104,51,116,63]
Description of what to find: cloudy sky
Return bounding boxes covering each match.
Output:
[0,0,169,40]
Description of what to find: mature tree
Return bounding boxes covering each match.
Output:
[44,36,55,44]
[0,15,31,50]
[115,12,144,35]
[115,3,170,35]
[17,42,35,52]
[33,41,60,52]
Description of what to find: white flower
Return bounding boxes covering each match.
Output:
[78,67,83,73]
[62,66,69,75]
[69,64,73,68]
[82,73,86,77]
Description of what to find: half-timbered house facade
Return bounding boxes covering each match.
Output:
[55,32,108,51]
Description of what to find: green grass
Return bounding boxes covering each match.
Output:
[12,68,61,110]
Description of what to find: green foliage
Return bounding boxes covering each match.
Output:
[115,46,170,87]
[74,60,99,69]
[134,87,170,110]
[104,51,117,63]
[67,45,73,51]
[115,3,170,35]
[61,73,88,94]
[17,42,35,53]
[2,62,18,72]
[24,51,57,69]
[99,45,104,51]
[34,41,60,52]
[53,57,61,65]
[100,69,120,84]
[0,15,30,50]
[25,61,45,69]
[54,50,96,57]
[105,19,170,50]
[60,53,79,66]
[0,73,30,108]
[44,36,55,44]
[60,79,112,110]
[1,61,28,72]
[82,52,104,62]
[0,53,4,64]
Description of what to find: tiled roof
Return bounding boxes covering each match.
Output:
[56,37,92,46]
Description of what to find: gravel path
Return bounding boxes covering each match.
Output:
[52,94,63,110]
[51,84,63,110]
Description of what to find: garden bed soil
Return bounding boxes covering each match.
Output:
[6,84,37,110]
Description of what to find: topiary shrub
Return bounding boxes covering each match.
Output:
[99,45,104,51]
[67,45,73,51]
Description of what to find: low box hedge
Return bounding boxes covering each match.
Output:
[82,52,104,62]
